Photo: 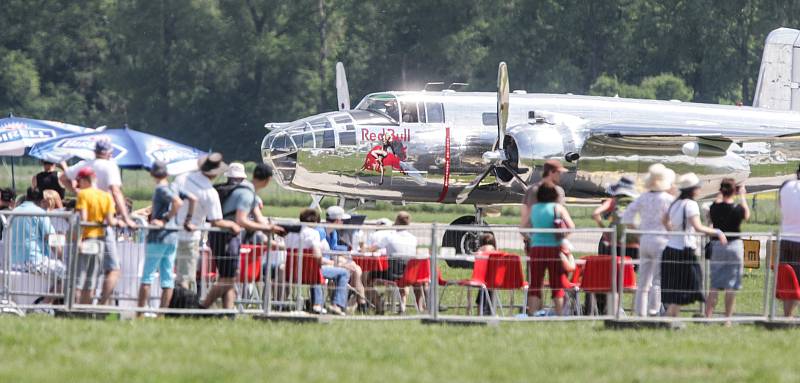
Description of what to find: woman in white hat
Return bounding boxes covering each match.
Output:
[660,172,727,317]
[622,164,676,316]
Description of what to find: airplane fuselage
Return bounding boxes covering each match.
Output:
[262,91,800,204]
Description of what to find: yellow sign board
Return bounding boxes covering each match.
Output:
[743,239,761,269]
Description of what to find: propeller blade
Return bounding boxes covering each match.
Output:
[336,62,350,111]
[502,163,528,187]
[494,62,510,150]
[456,166,494,204]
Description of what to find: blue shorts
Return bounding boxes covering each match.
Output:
[141,241,178,289]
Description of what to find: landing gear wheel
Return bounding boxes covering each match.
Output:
[441,215,492,269]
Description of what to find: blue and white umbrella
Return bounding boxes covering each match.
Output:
[29,126,206,175]
[0,116,88,156]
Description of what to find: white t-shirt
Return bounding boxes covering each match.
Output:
[285,226,323,253]
[622,191,675,245]
[172,171,223,241]
[65,158,122,192]
[666,199,700,250]
[375,229,418,257]
[367,229,394,253]
[780,180,800,241]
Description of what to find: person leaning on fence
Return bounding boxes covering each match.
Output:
[364,211,420,314]
[526,181,575,316]
[704,178,750,320]
[32,160,65,200]
[136,161,197,317]
[622,163,675,317]
[661,172,727,317]
[778,163,800,316]
[171,153,240,293]
[9,188,66,292]
[73,167,117,304]
[61,139,137,305]
[202,162,285,310]
[286,208,350,315]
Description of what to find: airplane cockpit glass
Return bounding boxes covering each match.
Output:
[400,101,419,123]
[425,102,444,123]
[356,94,400,122]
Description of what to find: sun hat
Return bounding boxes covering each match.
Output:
[643,163,675,192]
[197,152,227,177]
[606,176,639,198]
[326,205,351,221]
[149,160,169,178]
[676,172,701,190]
[224,162,247,179]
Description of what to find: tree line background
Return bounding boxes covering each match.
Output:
[1,0,799,160]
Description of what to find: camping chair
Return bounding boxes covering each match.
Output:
[579,255,636,316]
[235,244,265,309]
[376,257,431,314]
[776,264,800,300]
[458,251,529,316]
[284,248,326,311]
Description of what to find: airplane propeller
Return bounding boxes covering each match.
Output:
[456,62,527,204]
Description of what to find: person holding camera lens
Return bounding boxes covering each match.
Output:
[704,178,749,320]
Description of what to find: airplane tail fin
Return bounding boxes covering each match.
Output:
[753,28,800,111]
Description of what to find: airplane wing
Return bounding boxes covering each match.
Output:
[584,122,800,157]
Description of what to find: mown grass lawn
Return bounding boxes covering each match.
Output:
[1,316,799,383]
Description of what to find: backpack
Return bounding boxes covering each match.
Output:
[213,182,253,218]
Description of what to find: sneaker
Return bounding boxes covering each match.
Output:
[311,305,327,315]
[328,305,346,316]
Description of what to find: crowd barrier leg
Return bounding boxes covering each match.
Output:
[262,232,273,316]
[768,233,781,320]
[429,223,438,320]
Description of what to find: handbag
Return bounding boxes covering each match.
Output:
[553,204,569,241]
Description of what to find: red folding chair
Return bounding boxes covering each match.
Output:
[579,255,636,315]
[456,251,492,315]
[776,264,800,300]
[458,251,529,316]
[236,244,265,306]
[284,248,326,311]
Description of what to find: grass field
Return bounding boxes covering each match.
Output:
[1,316,799,383]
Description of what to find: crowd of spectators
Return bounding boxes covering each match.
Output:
[4,144,800,320]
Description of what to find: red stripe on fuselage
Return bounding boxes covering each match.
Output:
[437,127,451,202]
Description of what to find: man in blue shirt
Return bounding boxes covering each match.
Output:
[202,163,284,309]
[9,188,64,279]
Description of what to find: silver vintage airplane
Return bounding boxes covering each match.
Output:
[262,27,800,252]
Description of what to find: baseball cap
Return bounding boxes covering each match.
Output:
[224,162,247,179]
[326,206,351,221]
[149,160,169,178]
[77,167,95,180]
[543,159,568,174]
[95,139,113,154]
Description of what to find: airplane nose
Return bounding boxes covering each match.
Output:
[261,131,296,184]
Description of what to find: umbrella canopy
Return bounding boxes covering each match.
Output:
[0,116,88,156]
[28,127,206,175]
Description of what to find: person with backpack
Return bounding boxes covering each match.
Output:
[171,153,241,293]
[201,162,285,309]
[661,172,727,317]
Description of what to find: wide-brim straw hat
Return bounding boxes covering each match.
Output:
[676,172,701,190]
[643,163,675,192]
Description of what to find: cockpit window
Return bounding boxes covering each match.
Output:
[426,102,445,123]
[400,101,419,123]
[356,94,400,122]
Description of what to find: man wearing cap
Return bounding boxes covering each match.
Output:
[520,159,567,230]
[73,167,116,304]
[137,161,197,315]
[61,139,137,305]
[779,164,800,316]
[201,162,284,309]
[171,153,241,293]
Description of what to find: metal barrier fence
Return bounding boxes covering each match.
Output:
[4,209,800,324]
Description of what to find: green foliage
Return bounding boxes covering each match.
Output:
[0,1,799,158]
[590,73,693,101]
